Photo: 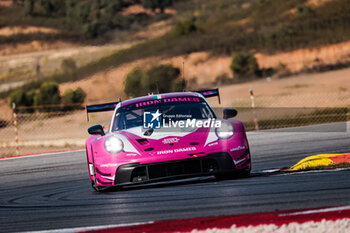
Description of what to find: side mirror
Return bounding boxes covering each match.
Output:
[88,125,105,136]
[223,108,237,119]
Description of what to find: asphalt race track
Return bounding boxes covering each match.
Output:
[0,123,349,232]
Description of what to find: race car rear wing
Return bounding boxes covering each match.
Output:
[85,101,120,121]
[196,88,221,104]
[85,88,220,121]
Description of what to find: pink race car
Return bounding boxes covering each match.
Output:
[85,89,251,191]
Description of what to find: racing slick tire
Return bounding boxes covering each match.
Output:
[215,168,251,180]
[91,180,102,192]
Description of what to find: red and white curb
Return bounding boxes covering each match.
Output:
[82,205,350,233]
[31,205,350,233]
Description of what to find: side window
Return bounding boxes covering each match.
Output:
[200,104,214,119]
[114,112,126,130]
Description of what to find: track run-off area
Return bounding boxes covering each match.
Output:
[0,122,349,232]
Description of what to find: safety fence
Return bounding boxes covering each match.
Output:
[0,92,349,157]
[0,104,111,157]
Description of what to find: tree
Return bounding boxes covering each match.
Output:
[230,52,259,79]
[24,0,35,16]
[51,0,66,16]
[124,67,146,97]
[171,78,186,92]
[83,20,108,38]
[143,0,173,13]
[144,64,180,93]
[38,0,53,16]
[105,1,123,15]
[71,1,92,23]
[124,65,182,97]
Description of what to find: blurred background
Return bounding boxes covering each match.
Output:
[0,0,349,156]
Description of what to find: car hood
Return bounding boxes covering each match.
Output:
[115,126,214,156]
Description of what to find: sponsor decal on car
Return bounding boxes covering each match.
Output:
[162,138,180,144]
[157,147,197,155]
[100,163,118,167]
[208,142,219,147]
[230,146,246,152]
[136,97,201,108]
[125,153,138,156]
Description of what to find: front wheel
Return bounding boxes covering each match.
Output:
[236,168,251,178]
[215,169,251,180]
[91,180,102,192]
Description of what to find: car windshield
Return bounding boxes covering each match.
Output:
[112,96,216,131]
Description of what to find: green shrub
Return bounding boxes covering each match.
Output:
[124,67,146,97]
[34,81,61,107]
[25,89,36,106]
[73,87,86,104]
[174,17,197,36]
[144,64,180,93]
[124,64,183,97]
[63,87,86,105]
[10,89,27,107]
[63,89,74,105]
[84,20,108,38]
[9,88,36,112]
[230,52,259,79]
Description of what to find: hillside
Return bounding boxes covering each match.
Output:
[0,0,350,102]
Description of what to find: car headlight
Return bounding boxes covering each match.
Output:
[104,136,124,154]
[215,121,234,139]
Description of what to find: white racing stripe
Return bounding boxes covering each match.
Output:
[24,221,154,233]
[278,205,350,216]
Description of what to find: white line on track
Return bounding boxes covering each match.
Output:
[0,149,84,161]
[278,205,350,216]
[24,221,154,233]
